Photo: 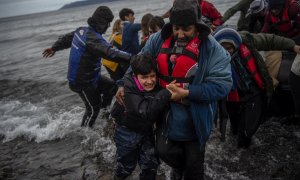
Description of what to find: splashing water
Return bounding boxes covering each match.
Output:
[0,100,83,142]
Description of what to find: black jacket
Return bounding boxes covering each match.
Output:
[111,73,171,134]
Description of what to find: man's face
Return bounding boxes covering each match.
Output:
[172,24,197,47]
[221,42,236,56]
[126,13,135,23]
[136,70,157,91]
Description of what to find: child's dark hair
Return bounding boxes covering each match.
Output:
[119,8,134,21]
[130,53,157,75]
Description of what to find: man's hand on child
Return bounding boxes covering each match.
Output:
[166,80,189,101]
[115,87,125,106]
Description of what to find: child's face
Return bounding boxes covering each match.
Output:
[137,70,157,91]
[126,13,135,23]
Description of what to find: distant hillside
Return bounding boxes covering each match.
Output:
[60,0,119,9]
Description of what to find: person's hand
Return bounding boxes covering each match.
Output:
[293,45,300,54]
[210,24,217,32]
[42,48,55,58]
[115,87,125,106]
[166,81,188,101]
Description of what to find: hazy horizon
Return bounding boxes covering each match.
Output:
[0,0,77,18]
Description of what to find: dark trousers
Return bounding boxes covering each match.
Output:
[156,130,205,180]
[113,125,158,180]
[227,94,264,147]
[289,72,300,117]
[69,75,116,127]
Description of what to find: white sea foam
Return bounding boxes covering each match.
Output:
[80,127,116,164]
[0,100,83,142]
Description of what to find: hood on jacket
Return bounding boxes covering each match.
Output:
[87,6,114,34]
[213,26,242,49]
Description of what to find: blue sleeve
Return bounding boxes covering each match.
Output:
[189,37,232,102]
[131,23,141,32]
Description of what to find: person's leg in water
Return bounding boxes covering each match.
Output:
[99,75,118,108]
[156,133,205,180]
[226,102,240,135]
[138,134,159,180]
[155,131,184,180]
[113,125,140,179]
[238,94,264,148]
[182,141,205,180]
[69,84,102,127]
[168,141,205,180]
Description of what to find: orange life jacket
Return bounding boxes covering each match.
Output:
[156,35,201,88]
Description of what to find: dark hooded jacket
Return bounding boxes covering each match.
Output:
[111,73,171,134]
[51,6,131,87]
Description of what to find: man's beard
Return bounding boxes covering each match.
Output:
[174,33,196,47]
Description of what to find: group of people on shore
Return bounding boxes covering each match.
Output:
[43,0,300,179]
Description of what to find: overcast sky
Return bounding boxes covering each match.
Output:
[0,0,77,18]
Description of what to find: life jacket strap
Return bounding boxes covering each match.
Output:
[159,74,194,84]
[160,47,198,61]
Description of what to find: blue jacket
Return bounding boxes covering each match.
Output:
[51,26,131,87]
[122,22,141,55]
[141,27,232,147]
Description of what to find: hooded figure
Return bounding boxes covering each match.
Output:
[213,27,242,50]
[42,6,131,128]
[87,6,114,34]
[212,26,300,148]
